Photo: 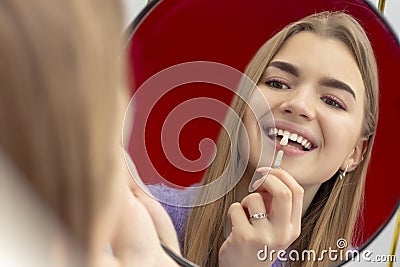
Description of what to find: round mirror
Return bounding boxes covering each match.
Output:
[124,0,400,264]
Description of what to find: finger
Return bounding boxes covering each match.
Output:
[252,175,273,214]
[127,174,151,197]
[267,168,304,224]
[240,193,268,225]
[123,149,151,196]
[112,190,156,258]
[228,202,252,234]
[133,189,180,255]
[253,174,292,224]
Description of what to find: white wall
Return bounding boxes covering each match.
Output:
[367,0,400,37]
[121,0,147,28]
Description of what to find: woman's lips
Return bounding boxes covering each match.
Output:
[261,120,318,149]
[265,134,315,156]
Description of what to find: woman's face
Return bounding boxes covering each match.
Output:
[242,32,366,186]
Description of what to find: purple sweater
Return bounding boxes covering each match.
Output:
[147,184,193,250]
[148,183,281,267]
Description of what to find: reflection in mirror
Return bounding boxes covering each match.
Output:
[125,1,400,266]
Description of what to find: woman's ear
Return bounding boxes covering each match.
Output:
[344,138,368,172]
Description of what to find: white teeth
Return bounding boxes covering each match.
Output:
[267,127,314,150]
[289,133,298,141]
[297,136,303,143]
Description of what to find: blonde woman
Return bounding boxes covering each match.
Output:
[0,0,180,266]
[149,11,378,267]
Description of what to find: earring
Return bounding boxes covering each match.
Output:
[339,163,349,180]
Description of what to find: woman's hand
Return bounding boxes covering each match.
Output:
[129,179,181,256]
[110,188,179,267]
[219,168,304,267]
[105,150,180,267]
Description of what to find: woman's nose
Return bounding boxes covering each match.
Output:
[279,90,316,120]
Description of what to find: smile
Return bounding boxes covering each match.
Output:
[266,127,317,151]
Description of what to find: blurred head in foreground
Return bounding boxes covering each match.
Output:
[0,0,128,265]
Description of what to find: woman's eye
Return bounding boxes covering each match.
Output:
[321,95,346,110]
[265,79,290,89]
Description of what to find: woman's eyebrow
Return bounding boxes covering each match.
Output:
[320,77,356,100]
[268,61,300,77]
[267,61,357,100]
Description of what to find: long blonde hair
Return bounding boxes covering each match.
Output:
[0,0,125,250]
[184,11,378,267]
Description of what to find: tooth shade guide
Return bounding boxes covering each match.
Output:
[273,150,284,168]
[272,135,289,168]
[280,134,289,146]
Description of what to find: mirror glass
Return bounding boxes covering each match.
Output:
[123,0,400,264]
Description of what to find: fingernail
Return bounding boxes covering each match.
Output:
[256,167,271,173]
[252,178,264,189]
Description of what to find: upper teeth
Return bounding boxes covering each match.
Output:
[268,128,313,150]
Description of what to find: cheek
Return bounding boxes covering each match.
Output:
[321,113,363,156]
